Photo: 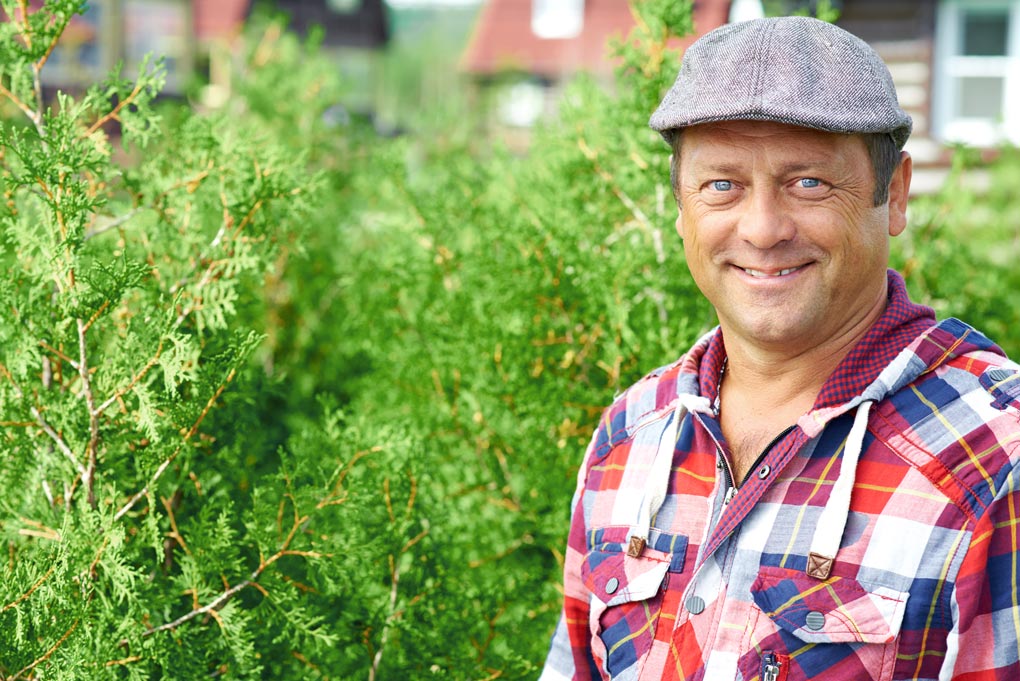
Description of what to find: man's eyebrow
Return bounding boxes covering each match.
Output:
[688,159,833,175]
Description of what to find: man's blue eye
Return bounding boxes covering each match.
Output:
[711,180,733,191]
[799,178,822,188]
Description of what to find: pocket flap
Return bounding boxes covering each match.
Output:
[752,566,909,644]
[582,546,671,607]
[582,527,680,607]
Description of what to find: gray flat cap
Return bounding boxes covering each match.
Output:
[649,16,912,149]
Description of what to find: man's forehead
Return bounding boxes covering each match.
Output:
[684,120,855,143]
[679,121,866,163]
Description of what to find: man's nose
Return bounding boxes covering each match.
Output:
[735,189,795,249]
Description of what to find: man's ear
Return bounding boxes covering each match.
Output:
[675,211,684,239]
[888,150,912,237]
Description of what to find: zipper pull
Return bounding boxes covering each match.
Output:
[762,652,781,681]
[723,486,737,505]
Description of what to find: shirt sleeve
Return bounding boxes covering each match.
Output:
[945,456,1020,678]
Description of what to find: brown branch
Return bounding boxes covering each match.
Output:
[86,534,110,582]
[326,446,382,502]
[84,207,141,241]
[33,14,69,74]
[15,1,32,49]
[30,405,86,476]
[113,367,238,522]
[161,494,191,558]
[0,80,36,121]
[76,318,100,507]
[105,655,142,667]
[81,300,110,334]
[86,80,144,136]
[17,528,61,541]
[96,338,165,416]
[142,473,339,639]
[1,563,56,613]
[38,340,78,369]
[142,579,251,637]
[182,368,235,441]
[11,619,79,680]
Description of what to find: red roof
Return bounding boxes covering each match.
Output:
[193,0,251,42]
[461,0,731,78]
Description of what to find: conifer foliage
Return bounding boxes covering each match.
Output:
[0,0,345,676]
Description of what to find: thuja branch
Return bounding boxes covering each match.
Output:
[0,80,36,123]
[0,360,84,475]
[85,79,145,137]
[9,619,80,681]
[95,337,164,416]
[142,484,336,638]
[1,564,57,614]
[77,318,100,507]
[113,367,237,522]
[370,472,427,681]
[31,407,85,476]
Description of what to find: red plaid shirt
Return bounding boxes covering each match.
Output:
[541,271,1020,680]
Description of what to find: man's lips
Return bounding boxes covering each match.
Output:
[738,264,806,278]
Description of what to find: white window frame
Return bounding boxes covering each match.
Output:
[933,0,1020,146]
[531,0,585,40]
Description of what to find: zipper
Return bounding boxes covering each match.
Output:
[762,652,781,681]
[719,425,794,505]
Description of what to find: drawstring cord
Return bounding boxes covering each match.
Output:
[806,400,873,579]
[628,394,711,557]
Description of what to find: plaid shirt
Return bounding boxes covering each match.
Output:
[541,271,1020,681]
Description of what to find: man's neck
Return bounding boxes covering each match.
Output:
[716,300,888,481]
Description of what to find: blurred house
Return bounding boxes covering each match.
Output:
[39,0,389,100]
[459,0,732,142]
[461,0,1018,190]
[837,0,1017,192]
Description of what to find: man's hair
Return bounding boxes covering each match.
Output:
[668,131,901,208]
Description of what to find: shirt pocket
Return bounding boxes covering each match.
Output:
[581,527,687,678]
[750,565,909,680]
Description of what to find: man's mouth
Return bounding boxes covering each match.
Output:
[740,265,803,278]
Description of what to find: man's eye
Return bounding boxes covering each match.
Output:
[710,180,733,191]
[798,178,822,188]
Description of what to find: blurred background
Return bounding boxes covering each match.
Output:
[38,0,1020,189]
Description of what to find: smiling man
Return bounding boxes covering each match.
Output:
[541,16,1020,681]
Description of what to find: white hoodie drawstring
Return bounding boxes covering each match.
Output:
[806,400,873,579]
[628,394,711,557]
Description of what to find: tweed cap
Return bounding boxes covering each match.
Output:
[649,16,912,149]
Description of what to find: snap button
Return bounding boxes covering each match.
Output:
[757,464,771,479]
[605,577,619,595]
[987,368,1015,383]
[805,611,825,631]
[685,595,706,615]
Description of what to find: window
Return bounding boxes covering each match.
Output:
[498,80,547,128]
[328,0,361,12]
[531,0,584,40]
[933,0,1020,146]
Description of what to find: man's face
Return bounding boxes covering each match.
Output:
[676,120,911,355]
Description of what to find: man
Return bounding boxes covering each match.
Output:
[541,16,1020,681]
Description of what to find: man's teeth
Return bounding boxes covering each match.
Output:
[743,267,799,278]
